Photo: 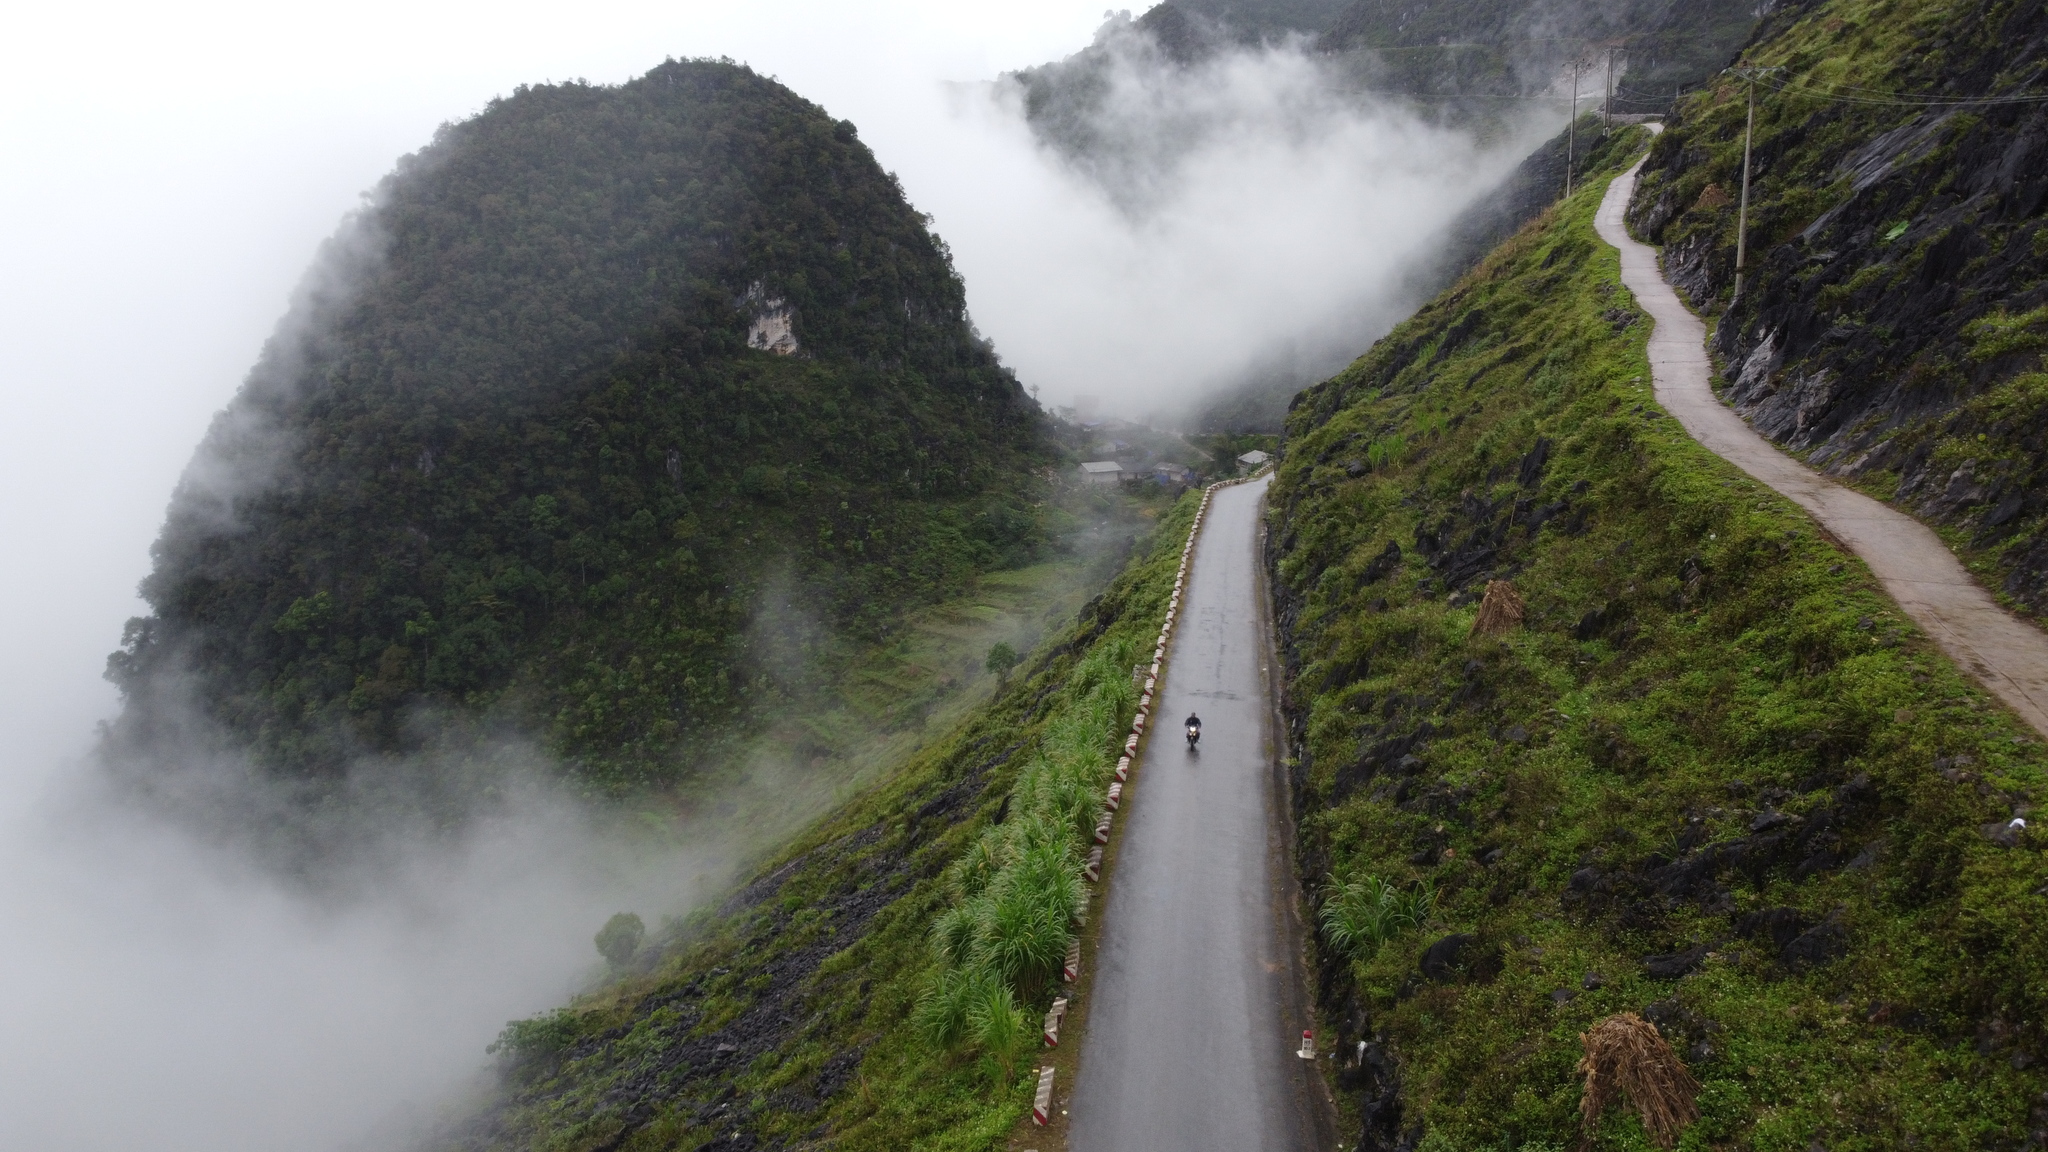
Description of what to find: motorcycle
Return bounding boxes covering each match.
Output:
[1186,723,1201,748]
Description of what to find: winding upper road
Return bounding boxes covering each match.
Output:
[1069,475,1329,1152]
[1597,139,2048,738]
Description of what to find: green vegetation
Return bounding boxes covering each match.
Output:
[982,641,1019,679]
[596,914,646,968]
[1319,874,1435,965]
[1626,0,2048,619]
[442,492,1193,1151]
[105,58,1051,792]
[1274,127,2048,1149]
[915,629,1135,1068]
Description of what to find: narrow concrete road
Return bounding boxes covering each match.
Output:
[1069,475,1329,1152]
[1597,145,2048,738]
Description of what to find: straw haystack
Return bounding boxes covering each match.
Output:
[1576,1012,1700,1148]
[1473,580,1526,636]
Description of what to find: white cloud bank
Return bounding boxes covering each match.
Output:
[908,36,1551,419]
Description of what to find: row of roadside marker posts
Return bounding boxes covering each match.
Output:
[1033,471,1269,1128]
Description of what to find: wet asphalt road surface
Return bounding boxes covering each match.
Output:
[1069,475,1327,1152]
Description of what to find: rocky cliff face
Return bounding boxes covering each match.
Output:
[1629,0,2048,616]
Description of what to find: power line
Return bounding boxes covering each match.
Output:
[1342,37,1604,53]
[1321,87,1605,102]
[1755,72,2048,106]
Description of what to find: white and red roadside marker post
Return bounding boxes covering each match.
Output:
[1043,997,1069,1047]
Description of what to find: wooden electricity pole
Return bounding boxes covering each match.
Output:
[1603,48,1614,131]
[1564,60,1581,198]
[1727,66,1783,303]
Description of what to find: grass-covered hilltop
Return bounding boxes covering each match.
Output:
[104,59,1053,792]
[1271,28,2048,1148]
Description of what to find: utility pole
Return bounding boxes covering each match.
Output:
[1726,66,1783,304]
[1564,59,1581,198]
[1603,48,1614,131]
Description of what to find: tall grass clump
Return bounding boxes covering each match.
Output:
[915,630,1145,1071]
[1319,873,1435,964]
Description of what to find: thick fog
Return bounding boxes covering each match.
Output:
[926,25,1552,420]
[0,3,1548,1149]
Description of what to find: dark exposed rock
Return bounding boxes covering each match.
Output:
[1361,539,1404,585]
[1735,907,1813,952]
[1642,942,1712,979]
[1780,915,1849,971]
[1981,819,2026,848]
[1420,933,1476,980]
[1517,437,1553,488]
[1349,1037,1407,1152]
[1750,807,1797,833]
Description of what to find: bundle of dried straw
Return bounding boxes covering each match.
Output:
[1473,579,1525,636]
[1576,1012,1700,1149]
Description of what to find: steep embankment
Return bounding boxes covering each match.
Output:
[1627,0,2048,622]
[440,495,1194,1152]
[104,59,1050,791]
[1272,126,2048,1149]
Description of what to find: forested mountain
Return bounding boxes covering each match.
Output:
[104,59,1052,791]
[1629,0,2048,619]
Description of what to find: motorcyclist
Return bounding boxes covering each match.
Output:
[1184,712,1202,745]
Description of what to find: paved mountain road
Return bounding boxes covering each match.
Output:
[1597,139,2048,738]
[1069,475,1330,1152]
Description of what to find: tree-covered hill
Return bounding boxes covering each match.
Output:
[105,59,1052,791]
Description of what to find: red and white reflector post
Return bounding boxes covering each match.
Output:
[1033,1066,1056,1124]
[1043,997,1069,1047]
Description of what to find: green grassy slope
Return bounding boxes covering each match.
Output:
[439,492,1194,1152]
[1627,0,2048,623]
[1271,127,2048,1150]
[105,59,1051,793]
